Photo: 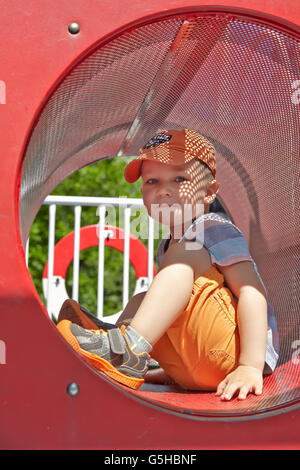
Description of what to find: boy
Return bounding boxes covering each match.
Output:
[57,129,279,400]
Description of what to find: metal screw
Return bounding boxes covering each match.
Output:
[67,382,80,396]
[68,22,80,35]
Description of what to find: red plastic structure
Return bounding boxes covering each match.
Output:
[0,0,299,449]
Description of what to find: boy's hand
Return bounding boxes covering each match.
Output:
[215,365,263,401]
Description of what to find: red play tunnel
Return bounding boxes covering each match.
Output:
[0,0,299,449]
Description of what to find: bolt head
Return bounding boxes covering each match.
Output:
[68,23,80,34]
[67,382,80,396]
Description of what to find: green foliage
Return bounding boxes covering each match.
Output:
[28,156,162,317]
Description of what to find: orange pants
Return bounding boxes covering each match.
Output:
[150,266,240,391]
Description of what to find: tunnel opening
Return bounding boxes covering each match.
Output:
[19,9,300,419]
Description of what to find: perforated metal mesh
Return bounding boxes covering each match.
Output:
[20,12,300,416]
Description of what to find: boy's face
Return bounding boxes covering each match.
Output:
[141,159,214,235]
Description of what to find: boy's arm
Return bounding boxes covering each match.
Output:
[216,261,268,400]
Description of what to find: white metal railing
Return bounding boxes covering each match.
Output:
[26,195,158,323]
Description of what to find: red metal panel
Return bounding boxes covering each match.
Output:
[0,0,299,449]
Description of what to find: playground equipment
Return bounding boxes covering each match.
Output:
[0,0,299,449]
[42,224,156,321]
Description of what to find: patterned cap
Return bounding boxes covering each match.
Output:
[124,129,216,183]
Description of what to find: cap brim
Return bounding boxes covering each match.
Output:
[124,158,144,183]
[124,154,181,183]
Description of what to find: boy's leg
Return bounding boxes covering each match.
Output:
[60,255,194,345]
[57,262,194,389]
[130,262,194,345]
